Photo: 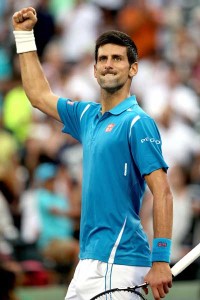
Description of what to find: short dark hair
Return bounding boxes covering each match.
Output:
[95,30,138,64]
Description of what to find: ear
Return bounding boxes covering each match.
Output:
[94,64,97,78]
[129,62,138,78]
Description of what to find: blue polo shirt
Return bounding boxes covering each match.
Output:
[57,95,168,267]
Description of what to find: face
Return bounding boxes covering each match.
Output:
[94,44,137,93]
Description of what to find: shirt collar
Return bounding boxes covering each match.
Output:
[108,95,138,115]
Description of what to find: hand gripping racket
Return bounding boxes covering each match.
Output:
[90,242,200,300]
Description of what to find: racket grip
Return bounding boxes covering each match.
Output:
[171,243,200,277]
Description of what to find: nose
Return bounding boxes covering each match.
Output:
[104,58,113,69]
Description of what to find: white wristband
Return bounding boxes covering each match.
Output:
[13,30,37,54]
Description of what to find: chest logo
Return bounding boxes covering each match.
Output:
[67,100,74,105]
[105,123,115,132]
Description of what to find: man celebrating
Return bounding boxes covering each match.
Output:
[12,7,173,300]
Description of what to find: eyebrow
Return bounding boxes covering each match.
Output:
[98,54,124,60]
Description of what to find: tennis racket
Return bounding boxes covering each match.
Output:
[90,242,200,300]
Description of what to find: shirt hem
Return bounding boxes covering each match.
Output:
[79,253,151,267]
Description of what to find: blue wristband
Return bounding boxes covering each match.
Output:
[151,238,172,263]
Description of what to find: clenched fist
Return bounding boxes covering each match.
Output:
[12,7,37,31]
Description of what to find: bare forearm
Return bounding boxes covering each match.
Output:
[19,51,51,106]
[153,189,173,238]
[145,169,173,239]
[18,51,60,120]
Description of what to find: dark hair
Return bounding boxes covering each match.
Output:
[95,30,138,64]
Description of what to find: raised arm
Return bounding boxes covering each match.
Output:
[144,168,173,300]
[12,7,60,121]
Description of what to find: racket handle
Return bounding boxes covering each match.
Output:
[171,243,200,277]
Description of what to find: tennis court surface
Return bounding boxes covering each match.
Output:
[16,281,200,300]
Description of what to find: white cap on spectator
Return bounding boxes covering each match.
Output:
[91,0,124,10]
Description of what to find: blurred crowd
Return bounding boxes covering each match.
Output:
[0,0,200,298]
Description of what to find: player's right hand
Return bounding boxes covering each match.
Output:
[12,7,37,31]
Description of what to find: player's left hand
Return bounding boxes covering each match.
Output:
[143,262,172,300]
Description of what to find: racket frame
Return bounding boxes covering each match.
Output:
[90,283,148,300]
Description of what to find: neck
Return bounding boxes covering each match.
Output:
[100,89,131,114]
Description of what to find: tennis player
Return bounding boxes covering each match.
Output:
[12,7,173,300]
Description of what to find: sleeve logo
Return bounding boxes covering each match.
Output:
[141,137,161,144]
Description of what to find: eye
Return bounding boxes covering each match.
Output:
[113,56,121,61]
[98,56,107,62]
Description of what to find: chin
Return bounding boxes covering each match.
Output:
[104,85,122,93]
[104,81,124,91]
[101,81,120,91]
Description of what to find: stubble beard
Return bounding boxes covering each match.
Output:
[99,77,124,94]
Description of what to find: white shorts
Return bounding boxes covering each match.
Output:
[65,259,150,300]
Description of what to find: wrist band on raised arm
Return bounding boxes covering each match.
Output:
[151,238,172,263]
[13,30,37,54]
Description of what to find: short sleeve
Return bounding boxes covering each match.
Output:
[129,116,168,177]
[57,98,90,142]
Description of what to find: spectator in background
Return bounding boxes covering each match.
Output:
[34,0,56,58]
[152,103,200,168]
[185,160,200,257]
[0,192,19,259]
[21,114,67,184]
[138,62,200,124]
[169,165,200,280]
[56,0,102,63]
[48,0,75,19]
[2,55,33,146]
[91,0,124,32]
[34,163,79,283]
[168,165,193,264]
[0,112,19,185]
[62,51,100,101]
[41,40,73,95]
[19,180,41,247]
[116,0,160,59]
[190,153,200,185]
[132,61,200,168]
[0,112,24,231]
[0,191,22,300]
